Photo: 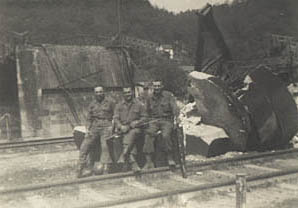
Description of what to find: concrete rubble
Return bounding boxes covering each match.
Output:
[179,102,229,157]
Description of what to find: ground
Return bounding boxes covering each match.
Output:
[0,142,298,207]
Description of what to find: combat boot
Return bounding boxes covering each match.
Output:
[167,153,176,169]
[131,161,141,173]
[77,165,84,178]
[82,167,93,177]
[102,163,109,175]
[77,166,93,178]
[94,162,110,175]
[117,153,126,164]
[93,162,104,175]
[117,147,129,164]
[122,162,130,172]
[143,154,154,170]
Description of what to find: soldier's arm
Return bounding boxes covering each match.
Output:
[145,97,151,117]
[170,94,180,118]
[140,102,148,124]
[110,98,116,113]
[130,103,148,128]
[86,103,93,130]
[113,103,121,128]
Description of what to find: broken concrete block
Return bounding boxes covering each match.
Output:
[180,102,230,157]
[73,126,87,149]
[187,71,251,152]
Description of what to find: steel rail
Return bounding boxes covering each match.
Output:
[77,166,298,208]
[0,137,74,149]
[188,147,298,169]
[0,167,168,195]
[1,147,298,195]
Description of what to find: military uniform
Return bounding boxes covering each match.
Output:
[113,99,147,167]
[79,97,115,171]
[143,90,179,164]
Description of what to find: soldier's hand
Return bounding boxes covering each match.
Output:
[120,125,130,133]
[85,127,90,137]
[174,116,182,127]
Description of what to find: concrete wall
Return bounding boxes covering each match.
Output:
[0,58,21,140]
[16,44,128,139]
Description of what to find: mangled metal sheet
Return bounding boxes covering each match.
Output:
[186,69,298,156]
[239,67,298,150]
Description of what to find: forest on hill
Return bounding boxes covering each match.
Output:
[0,0,297,60]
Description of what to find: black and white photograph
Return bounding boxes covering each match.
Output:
[0,0,298,207]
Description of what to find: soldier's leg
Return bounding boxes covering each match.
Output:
[86,152,94,169]
[143,123,159,169]
[87,137,101,170]
[78,131,98,177]
[96,127,113,174]
[160,120,176,167]
[121,128,141,172]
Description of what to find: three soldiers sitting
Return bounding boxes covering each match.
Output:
[77,81,180,178]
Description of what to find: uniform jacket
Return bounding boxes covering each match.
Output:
[86,97,115,129]
[113,99,147,128]
[146,90,179,119]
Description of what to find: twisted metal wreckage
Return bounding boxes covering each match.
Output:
[185,4,298,156]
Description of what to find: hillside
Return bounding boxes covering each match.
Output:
[0,0,297,60]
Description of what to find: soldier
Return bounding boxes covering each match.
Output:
[77,86,115,178]
[143,81,180,169]
[113,87,147,173]
[137,82,150,105]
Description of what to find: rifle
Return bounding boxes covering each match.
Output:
[175,123,187,178]
[107,119,161,163]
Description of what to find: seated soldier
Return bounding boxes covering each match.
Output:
[143,81,180,169]
[77,86,115,178]
[113,87,147,173]
[137,82,150,105]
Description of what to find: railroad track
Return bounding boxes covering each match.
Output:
[0,136,74,149]
[1,147,298,208]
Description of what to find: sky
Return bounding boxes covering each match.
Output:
[149,0,233,13]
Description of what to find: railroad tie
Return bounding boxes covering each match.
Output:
[123,177,160,194]
[278,183,298,191]
[209,170,235,178]
[25,195,52,208]
[274,159,298,168]
[79,184,116,202]
[168,173,205,186]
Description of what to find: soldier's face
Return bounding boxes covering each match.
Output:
[123,87,133,102]
[153,81,163,95]
[94,87,105,102]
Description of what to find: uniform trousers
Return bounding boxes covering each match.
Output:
[121,128,141,162]
[143,119,174,154]
[79,126,112,167]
